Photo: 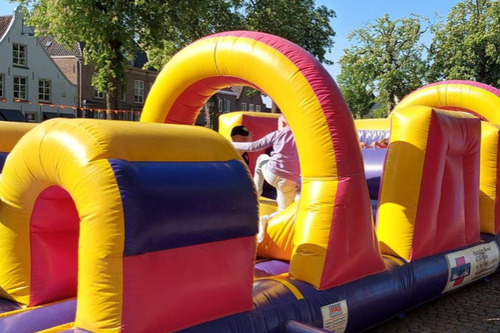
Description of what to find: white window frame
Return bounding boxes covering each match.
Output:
[134,80,144,103]
[218,99,223,112]
[241,102,247,111]
[13,43,27,67]
[249,103,255,111]
[38,79,51,102]
[224,99,230,112]
[0,74,4,98]
[93,88,105,99]
[13,76,27,100]
[256,105,262,112]
[92,73,105,99]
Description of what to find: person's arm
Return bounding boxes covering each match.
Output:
[232,131,277,152]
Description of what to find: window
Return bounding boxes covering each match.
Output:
[93,88,105,99]
[25,112,37,122]
[134,80,144,103]
[92,73,105,99]
[38,79,51,102]
[13,76,27,100]
[218,99,223,112]
[249,103,255,111]
[256,105,262,112]
[122,92,127,102]
[241,102,247,111]
[13,44,27,66]
[224,99,230,112]
[0,74,4,98]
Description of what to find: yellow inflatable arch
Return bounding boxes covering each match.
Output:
[395,80,500,235]
[395,80,500,124]
[141,31,385,288]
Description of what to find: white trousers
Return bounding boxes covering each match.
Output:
[254,154,297,212]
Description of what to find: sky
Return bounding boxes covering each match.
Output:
[0,0,462,80]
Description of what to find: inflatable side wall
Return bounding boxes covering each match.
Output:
[0,121,37,170]
[0,118,258,332]
[395,80,500,236]
[377,106,481,261]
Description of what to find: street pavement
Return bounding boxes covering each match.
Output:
[366,271,500,332]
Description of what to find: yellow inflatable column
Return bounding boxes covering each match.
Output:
[377,107,481,261]
[479,122,500,235]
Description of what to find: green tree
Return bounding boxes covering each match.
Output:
[15,0,335,113]
[244,0,335,65]
[337,55,375,119]
[16,0,244,111]
[338,14,429,117]
[242,0,336,112]
[428,0,500,86]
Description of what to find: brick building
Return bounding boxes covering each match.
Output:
[41,37,268,124]
[1,6,268,124]
[40,36,158,121]
[197,86,269,128]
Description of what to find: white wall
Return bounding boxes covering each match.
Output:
[0,8,77,121]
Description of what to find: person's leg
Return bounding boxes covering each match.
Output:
[253,154,270,196]
[263,169,297,211]
[274,178,298,211]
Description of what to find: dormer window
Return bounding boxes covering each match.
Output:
[13,44,27,67]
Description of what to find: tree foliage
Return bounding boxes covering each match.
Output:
[337,14,429,118]
[15,0,335,111]
[16,0,244,110]
[428,0,500,86]
[244,0,335,64]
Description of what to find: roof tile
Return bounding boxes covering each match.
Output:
[0,15,13,41]
[38,36,83,57]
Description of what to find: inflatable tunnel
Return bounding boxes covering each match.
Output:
[0,119,258,332]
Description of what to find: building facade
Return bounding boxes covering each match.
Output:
[0,7,268,124]
[197,86,269,128]
[0,8,77,122]
[40,37,158,121]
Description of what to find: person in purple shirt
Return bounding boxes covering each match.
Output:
[232,114,300,240]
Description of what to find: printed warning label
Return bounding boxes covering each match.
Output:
[321,299,348,332]
[443,241,499,293]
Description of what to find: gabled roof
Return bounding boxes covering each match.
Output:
[0,15,13,41]
[39,36,155,71]
[132,51,148,68]
[38,36,83,57]
[230,86,244,99]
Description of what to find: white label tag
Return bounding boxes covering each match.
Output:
[321,299,348,332]
[443,241,499,293]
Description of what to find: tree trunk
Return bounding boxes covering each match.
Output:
[106,36,124,120]
[106,79,122,120]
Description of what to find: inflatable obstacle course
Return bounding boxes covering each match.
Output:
[0,32,497,333]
